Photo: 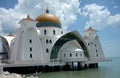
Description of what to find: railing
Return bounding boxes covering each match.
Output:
[0,60,14,64]
[86,58,112,63]
[50,58,88,63]
[50,59,62,63]
[0,59,44,63]
[64,58,88,62]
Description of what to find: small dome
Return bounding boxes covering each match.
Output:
[36,8,61,28]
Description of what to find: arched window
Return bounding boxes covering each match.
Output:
[70,53,72,57]
[95,44,97,47]
[64,53,66,57]
[49,40,52,43]
[30,54,32,58]
[46,48,49,53]
[29,39,32,43]
[53,30,55,35]
[46,39,48,43]
[76,53,78,57]
[88,43,89,46]
[30,47,32,51]
[44,29,47,35]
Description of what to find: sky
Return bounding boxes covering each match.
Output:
[0,0,120,57]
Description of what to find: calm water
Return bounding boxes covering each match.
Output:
[33,57,120,78]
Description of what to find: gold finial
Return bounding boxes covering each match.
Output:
[46,7,49,13]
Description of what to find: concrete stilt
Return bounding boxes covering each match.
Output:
[84,64,88,69]
[96,63,98,68]
[0,66,3,73]
[73,62,78,70]
[69,62,73,70]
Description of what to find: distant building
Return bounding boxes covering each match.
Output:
[0,9,110,72]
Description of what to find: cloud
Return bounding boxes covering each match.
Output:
[0,0,80,34]
[81,4,120,30]
[0,8,22,34]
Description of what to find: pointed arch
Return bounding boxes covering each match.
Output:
[0,35,12,60]
[50,31,89,59]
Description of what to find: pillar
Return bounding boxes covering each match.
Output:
[84,64,88,69]
[0,66,3,73]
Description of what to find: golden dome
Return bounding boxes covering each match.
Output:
[36,13,61,24]
[35,8,61,28]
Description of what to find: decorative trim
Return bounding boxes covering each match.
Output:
[36,22,61,28]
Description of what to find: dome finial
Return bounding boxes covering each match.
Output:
[46,7,49,13]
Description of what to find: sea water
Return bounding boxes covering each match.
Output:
[0,57,120,78]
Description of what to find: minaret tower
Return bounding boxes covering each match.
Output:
[84,27,105,61]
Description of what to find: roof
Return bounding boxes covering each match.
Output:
[7,32,14,36]
[23,15,34,21]
[85,27,97,32]
[0,35,15,46]
[19,15,34,24]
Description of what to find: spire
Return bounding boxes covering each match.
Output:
[46,7,49,13]
[7,32,14,36]
[23,14,33,20]
[85,26,97,32]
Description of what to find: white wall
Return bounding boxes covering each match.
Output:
[84,30,105,60]
[11,20,45,64]
[38,27,66,36]
[58,40,86,62]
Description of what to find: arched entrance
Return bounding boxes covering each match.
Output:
[50,31,89,60]
[0,36,10,62]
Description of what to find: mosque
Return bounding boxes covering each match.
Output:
[0,8,110,73]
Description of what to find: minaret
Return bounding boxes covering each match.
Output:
[84,27,105,61]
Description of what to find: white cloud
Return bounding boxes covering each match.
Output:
[0,0,80,34]
[81,4,120,30]
[0,8,22,33]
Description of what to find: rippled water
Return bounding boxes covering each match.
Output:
[35,57,120,78]
[1,57,120,78]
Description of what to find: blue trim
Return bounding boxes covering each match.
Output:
[36,22,61,28]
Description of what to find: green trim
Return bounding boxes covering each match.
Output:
[50,31,89,59]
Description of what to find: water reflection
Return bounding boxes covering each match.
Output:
[35,57,120,78]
